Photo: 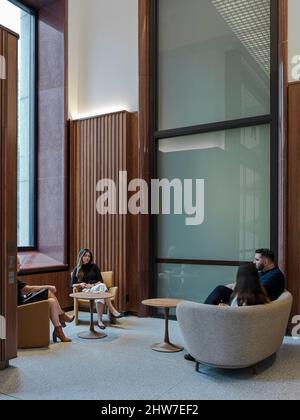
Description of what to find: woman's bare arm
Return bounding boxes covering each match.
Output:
[23,285,56,294]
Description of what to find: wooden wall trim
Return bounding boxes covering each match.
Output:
[278,0,288,273]
[0,27,18,368]
[138,0,152,316]
[287,81,300,317]
[126,112,141,314]
[20,0,57,10]
[0,24,19,39]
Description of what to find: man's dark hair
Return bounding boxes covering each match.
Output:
[255,249,275,263]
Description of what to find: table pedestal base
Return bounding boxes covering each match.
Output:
[78,331,107,340]
[152,342,183,353]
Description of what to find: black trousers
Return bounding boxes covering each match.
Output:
[204,285,233,305]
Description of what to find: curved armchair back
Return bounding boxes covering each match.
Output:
[101,271,113,289]
[18,301,50,349]
[177,291,293,369]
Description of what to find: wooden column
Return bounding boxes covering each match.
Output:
[0,25,18,370]
[280,0,300,318]
[278,0,288,273]
[138,0,153,316]
[287,81,300,317]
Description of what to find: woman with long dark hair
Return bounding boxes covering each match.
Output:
[230,263,270,307]
[71,249,123,329]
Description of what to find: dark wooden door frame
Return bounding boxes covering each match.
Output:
[0,25,19,371]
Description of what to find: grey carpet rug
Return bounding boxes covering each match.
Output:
[0,314,300,400]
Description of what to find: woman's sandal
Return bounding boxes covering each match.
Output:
[110,312,124,319]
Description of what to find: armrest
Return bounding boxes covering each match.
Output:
[18,300,50,317]
[108,286,118,300]
[18,301,50,349]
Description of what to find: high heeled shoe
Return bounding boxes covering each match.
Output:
[53,326,72,343]
[59,313,75,328]
[110,311,125,319]
[97,322,106,330]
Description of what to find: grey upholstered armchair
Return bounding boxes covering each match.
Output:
[177,291,293,371]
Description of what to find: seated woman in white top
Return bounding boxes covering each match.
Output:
[221,263,270,307]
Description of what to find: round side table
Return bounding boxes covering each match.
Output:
[142,298,184,353]
[70,292,113,340]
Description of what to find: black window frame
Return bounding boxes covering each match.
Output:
[8,0,38,251]
[151,0,279,271]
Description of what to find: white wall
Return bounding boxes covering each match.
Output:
[289,0,300,82]
[68,0,138,119]
[69,0,299,117]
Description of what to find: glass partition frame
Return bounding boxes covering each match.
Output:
[151,0,279,304]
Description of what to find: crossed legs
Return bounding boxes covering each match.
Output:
[48,290,64,328]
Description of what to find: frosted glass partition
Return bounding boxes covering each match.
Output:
[157,125,271,261]
[156,264,238,315]
[158,0,271,130]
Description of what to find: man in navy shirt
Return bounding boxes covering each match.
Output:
[203,249,286,306]
[253,249,286,302]
[184,249,286,362]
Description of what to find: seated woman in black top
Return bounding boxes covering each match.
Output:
[17,256,73,343]
[71,249,123,330]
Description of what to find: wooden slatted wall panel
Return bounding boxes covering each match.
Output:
[71,112,132,311]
